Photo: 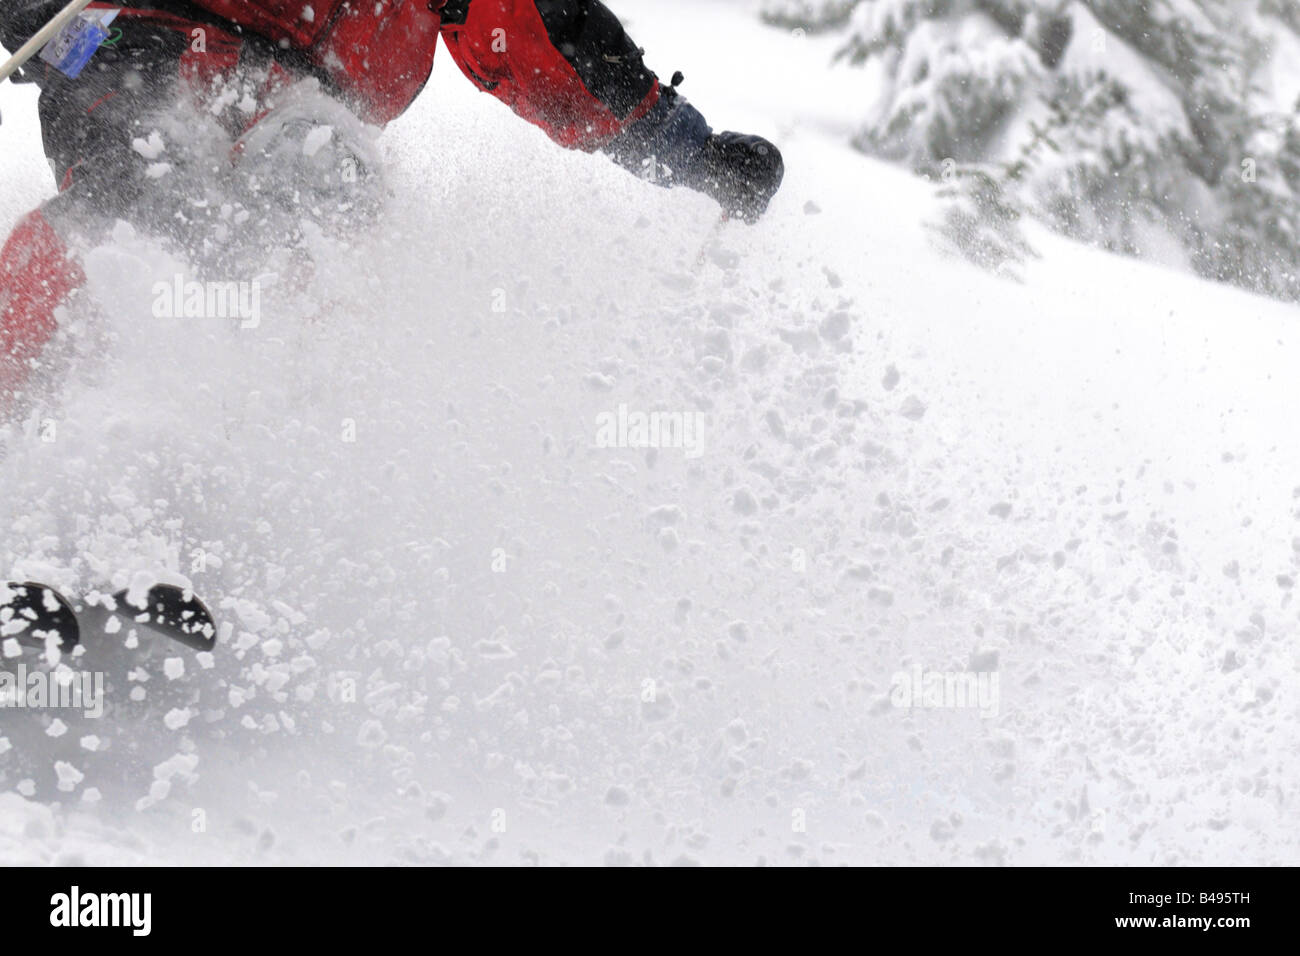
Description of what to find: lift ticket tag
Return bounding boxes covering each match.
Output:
[39,8,120,79]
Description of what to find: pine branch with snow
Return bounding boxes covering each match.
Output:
[784,0,1300,299]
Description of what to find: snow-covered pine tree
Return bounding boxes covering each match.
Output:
[760,0,859,31]
[765,0,1300,300]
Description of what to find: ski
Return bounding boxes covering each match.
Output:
[0,581,80,650]
[106,583,217,652]
[0,581,217,653]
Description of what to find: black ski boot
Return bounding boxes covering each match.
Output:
[687,130,785,223]
[607,78,784,223]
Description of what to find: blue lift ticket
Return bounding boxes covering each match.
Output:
[39,9,119,79]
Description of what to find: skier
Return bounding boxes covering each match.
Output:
[0,0,785,414]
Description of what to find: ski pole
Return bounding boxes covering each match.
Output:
[0,0,96,85]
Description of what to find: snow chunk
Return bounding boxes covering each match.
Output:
[131,131,166,159]
[55,762,84,793]
[302,124,334,157]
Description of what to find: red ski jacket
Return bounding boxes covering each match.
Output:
[107,0,661,145]
[186,0,440,125]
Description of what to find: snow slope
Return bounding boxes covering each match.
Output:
[1,0,1296,865]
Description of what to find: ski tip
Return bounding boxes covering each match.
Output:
[0,581,81,650]
[110,584,217,653]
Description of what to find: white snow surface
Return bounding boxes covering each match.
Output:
[0,0,1296,865]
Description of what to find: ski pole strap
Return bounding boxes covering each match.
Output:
[0,0,97,85]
